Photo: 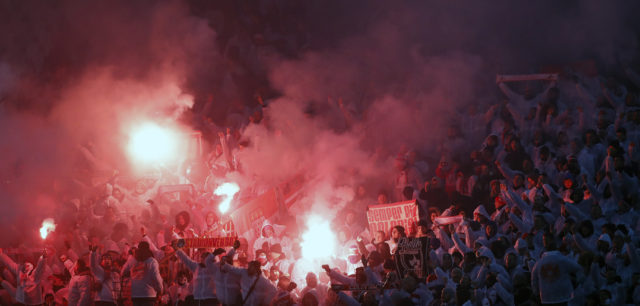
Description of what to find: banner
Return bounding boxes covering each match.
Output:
[366,200,419,234]
[158,184,195,201]
[180,237,237,249]
[395,237,429,279]
[277,174,306,209]
[230,188,280,236]
[496,73,558,83]
[433,215,464,226]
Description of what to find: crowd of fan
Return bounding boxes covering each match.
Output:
[2,5,640,303]
[2,65,640,306]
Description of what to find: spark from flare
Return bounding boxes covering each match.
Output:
[215,182,240,213]
[39,218,56,240]
[301,215,336,260]
[128,123,179,164]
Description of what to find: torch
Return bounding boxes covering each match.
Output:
[127,122,180,165]
[39,218,56,240]
[300,215,336,260]
[215,182,240,214]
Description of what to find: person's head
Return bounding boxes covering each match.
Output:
[597,235,611,253]
[402,186,414,201]
[486,135,498,148]
[557,130,568,146]
[590,204,603,219]
[305,272,318,288]
[175,211,190,230]
[534,214,547,230]
[442,287,455,302]
[570,188,584,204]
[513,174,524,189]
[547,87,559,103]
[22,262,34,274]
[429,208,440,223]
[509,139,520,152]
[543,232,556,251]
[416,221,429,238]
[377,192,388,204]
[256,251,268,266]
[345,210,356,224]
[111,222,128,241]
[585,130,597,147]
[441,253,453,270]
[391,226,406,241]
[616,127,627,142]
[374,230,386,243]
[248,261,262,276]
[269,265,280,281]
[75,259,90,274]
[135,241,154,262]
[505,252,518,270]
[200,251,212,265]
[101,253,113,269]
[485,222,497,238]
[450,267,463,283]
[177,270,189,286]
[355,267,367,284]
[598,289,612,305]
[205,212,218,227]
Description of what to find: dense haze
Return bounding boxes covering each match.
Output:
[1,0,639,245]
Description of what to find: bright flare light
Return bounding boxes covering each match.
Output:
[128,123,178,164]
[39,218,56,240]
[301,215,336,260]
[215,182,240,214]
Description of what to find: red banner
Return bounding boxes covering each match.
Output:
[183,237,237,248]
[366,200,419,234]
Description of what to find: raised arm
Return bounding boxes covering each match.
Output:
[495,160,516,182]
[32,255,47,284]
[90,250,105,281]
[498,82,519,101]
[141,233,164,260]
[451,231,472,254]
[175,249,199,272]
[325,267,356,287]
[0,250,18,276]
[493,281,514,305]
[120,256,134,277]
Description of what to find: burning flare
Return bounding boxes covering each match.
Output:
[128,123,178,164]
[39,218,56,240]
[215,182,240,213]
[301,215,336,260]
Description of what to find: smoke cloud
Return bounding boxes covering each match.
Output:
[1,0,639,245]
